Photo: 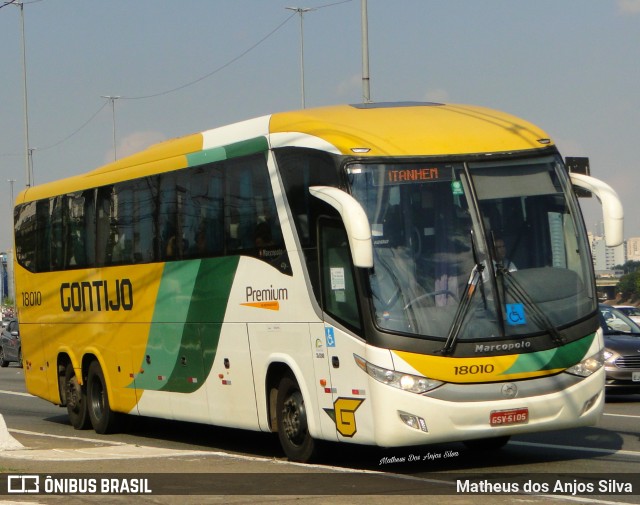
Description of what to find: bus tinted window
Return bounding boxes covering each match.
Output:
[275,148,341,298]
[14,153,290,274]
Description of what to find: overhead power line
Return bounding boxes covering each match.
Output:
[0,1,18,10]
[1,0,45,9]
[121,12,297,100]
[1,0,353,156]
[1,13,296,155]
[36,101,109,152]
[120,0,353,100]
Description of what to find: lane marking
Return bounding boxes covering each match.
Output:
[10,429,125,445]
[512,440,640,458]
[603,412,640,419]
[0,389,33,398]
[1,445,214,461]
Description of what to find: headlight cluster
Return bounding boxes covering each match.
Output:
[354,354,443,394]
[565,350,605,377]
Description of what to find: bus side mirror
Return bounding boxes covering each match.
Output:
[309,186,373,268]
[570,173,624,247]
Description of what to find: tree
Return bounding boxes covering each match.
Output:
[616,260,640,275]
[617,271,640,299]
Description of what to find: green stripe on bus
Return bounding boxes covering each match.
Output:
[186,137,268,168]
[130,256,240,393]
[224,137,268,159]
[161,256,239,392]
[501,333,595,375]
[131,261,201,391]
[187,147,226,167]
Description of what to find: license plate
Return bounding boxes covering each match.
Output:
[490,408,529,427]
[632,372,640,382]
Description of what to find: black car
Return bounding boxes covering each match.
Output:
[598,304,640,394]
[0,318,21,368]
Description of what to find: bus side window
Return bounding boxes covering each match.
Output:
[275,148,341,298]
[133,177,157,262]
[34,200,50,272]
[225,155,289,272]
[14,201,38,272]
[319,218,361,330]
[95,187,113,267]
[81,190,96,266]
[185,166,224,258]
[64,191,89,268]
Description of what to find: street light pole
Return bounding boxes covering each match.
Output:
[361,0,371,103]
[16,1,32,187]
[101,95,120,161]
[5,179,16,310]
[286,7,315,109]
[8,179,16,213]
[6,179,16,316]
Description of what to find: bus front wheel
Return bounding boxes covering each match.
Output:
[276,374,316,462]
[86,361,122,434]
[65,363,90,430]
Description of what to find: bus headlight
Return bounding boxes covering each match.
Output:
[354,354,443,394]
[565,350,604,377]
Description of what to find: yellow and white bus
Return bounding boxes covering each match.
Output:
[14,102,623,462]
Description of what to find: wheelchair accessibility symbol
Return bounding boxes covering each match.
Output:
[325,326,336,347]
[506,303,527,326]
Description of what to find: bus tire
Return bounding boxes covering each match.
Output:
[463,435,510,451]
[65,363,90,430]
[276,374,316,462]
[86,360,122,434]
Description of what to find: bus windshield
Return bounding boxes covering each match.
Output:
[347,155,595,342]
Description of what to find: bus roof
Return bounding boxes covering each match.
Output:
[18,102,553,203]
[269,102,553,156]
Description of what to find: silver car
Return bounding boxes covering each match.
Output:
[598,305,640,394]
[613,305,640,325]
[0,318,21,368]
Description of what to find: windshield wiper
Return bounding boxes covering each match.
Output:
[439,263,483,355]
[440,231,483,356]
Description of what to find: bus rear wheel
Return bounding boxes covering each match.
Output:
[276,374,316,462]
[87,360,122,434]
[65,363,90,430]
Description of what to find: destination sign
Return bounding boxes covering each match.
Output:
[351,163,457,186]
[387,167,440,183]
[366,164,456,186]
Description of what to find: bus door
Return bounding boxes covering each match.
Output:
[307,320,340,441]
[318,218,373,442]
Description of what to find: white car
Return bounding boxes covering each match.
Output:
[614,305,640,324]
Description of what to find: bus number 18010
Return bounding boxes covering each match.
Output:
[453,364,495,375]
[22,291,42,307]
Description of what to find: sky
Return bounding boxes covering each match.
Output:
[1,0,639,253]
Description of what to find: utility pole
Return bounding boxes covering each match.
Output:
[101,95,121,160]
[286,7,315,108]
[15,1,32,187]
[361,0,371,103]
[8,178,15,311]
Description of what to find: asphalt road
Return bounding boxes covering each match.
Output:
[0,364,639,505]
